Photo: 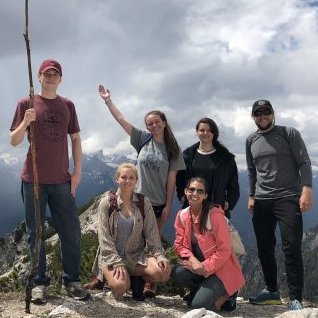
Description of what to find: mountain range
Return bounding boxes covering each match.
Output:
[1,150,317,246]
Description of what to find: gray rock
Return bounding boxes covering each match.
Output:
[276,308,318,318]
[181,308,207,318]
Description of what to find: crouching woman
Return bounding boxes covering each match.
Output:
[92,163,171,300]
[172,177,245,311]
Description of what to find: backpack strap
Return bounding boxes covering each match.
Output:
[137,133,152,155]
[278,126,291,149]
[179,207,190,228]
[108,191,146,239]
[108,191,118,234]
[135,193,145,220]
[108,191,118,217]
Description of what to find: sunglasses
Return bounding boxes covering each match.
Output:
[187,187,205,195]
[253,108,273,117]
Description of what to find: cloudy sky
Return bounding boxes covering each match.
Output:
[1,0,318,171]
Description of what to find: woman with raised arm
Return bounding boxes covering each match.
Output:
[98,85,185,296]
[99,85,185,228]
[172,177,245,312]
[91,163,171,301]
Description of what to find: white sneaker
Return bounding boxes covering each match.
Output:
[288,299,302,311]
[31,285,47,304]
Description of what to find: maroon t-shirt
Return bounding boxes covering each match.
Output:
[10,95,80,184]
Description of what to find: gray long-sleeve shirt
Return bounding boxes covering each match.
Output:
[245,125,312,199]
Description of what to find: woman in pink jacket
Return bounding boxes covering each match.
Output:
[172,177,245,312]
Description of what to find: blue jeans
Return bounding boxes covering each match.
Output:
[172,265,226,310]
[22,181,81,285]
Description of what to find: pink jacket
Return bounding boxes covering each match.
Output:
[174,206,245,296]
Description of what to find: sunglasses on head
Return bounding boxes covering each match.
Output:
[187,187,205,195]
[253,108,273,117]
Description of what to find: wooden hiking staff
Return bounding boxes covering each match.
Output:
[23,0,42,313]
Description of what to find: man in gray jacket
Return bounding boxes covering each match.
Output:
[246,100,312,311]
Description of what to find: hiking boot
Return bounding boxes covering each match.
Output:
[183,290,194,307]
[182,287,198,307]
[130,276,146,301]
[83,277,104,290]
[221,291,237,312]
[62,282,90,300]
[288,299,302,311]
[249,288,282,305]
[31,285,47,304]
[143,281,156,298]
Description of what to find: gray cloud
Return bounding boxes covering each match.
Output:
[1,0,318,171]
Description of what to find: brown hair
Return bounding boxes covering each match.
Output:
[144,110,180,161]
[196,117,231,152]
[185,177,213,234]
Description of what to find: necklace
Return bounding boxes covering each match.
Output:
[197,147,216,155]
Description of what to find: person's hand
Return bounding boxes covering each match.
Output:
[248,196,255,214]
[70,172,81,197]
[299,186,313,212]
[158,259,171,277]
[181,255,207,276]
[161,206,171,223]
[113,266,128,280]
[23,108,36,127]
[99,84,111,102]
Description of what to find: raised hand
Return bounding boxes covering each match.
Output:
[99,84,111,102]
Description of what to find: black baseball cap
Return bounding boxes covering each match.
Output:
[252,100,273,115]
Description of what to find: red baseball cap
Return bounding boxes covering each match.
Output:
[38,59,62,76]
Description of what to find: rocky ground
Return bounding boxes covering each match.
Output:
[1,291,317,318]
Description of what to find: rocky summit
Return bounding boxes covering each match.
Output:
[0,291,318,318]
[1,194,318,317]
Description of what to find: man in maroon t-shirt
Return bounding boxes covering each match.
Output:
[10,59,89,303]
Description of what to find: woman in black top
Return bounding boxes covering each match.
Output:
[176,118,240,219]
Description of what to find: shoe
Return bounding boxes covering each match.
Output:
[288,299,302,311]
[31,285,47,304]
[130,276,146,301]
[249,288,282,305]
[182,287,198,307]
[221,292,237,312]
[143,281,156,298]
[183,290,194,307]
[62,282,90,300]
[83,277,104,290]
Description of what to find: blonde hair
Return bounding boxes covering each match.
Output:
[115,163,138,180]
